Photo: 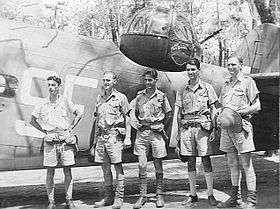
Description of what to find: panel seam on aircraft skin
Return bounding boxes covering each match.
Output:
[23,50,123,70]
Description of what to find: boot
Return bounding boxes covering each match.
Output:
[245,190,257,209]
[133,175,148,209]
[112,176,124,209]
[47,201,56,209]
[217,186,239,208]
[155,173,164,208]
[208,194,218,206]
[94,185,114,208]
[65,200,76,209]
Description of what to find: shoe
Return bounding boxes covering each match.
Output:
[245,190,257,209]
[181,195,198,206]
[245,202,256,209]
[94,198,114,208]
[65,200,76,209]
[47,201,56,209]
[133,196,147,209]
[208,194,218,206]
[94,185,114,208]
[112,198,123,209]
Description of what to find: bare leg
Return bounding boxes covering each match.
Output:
[46,167,55,203]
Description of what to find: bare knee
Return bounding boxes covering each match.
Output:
[63,167,72,181]
[226,153,239,169]
[202,156,212,172]
[187,157,196,172]
[102,163,112,175]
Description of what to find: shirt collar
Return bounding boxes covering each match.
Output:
[47,94,62,105]
[101,88,117,101]
[143,88,160,98]
[226,72,244,84]
[185,79,203,92]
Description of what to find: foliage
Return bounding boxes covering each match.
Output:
[0,0,277,66]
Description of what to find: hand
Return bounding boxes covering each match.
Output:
[175,146,180,157]
[123,137,132,149]
[89,145,95,157]
[209,129,215,142]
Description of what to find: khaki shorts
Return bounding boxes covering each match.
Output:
[94,133,124,164]
[44,142,75,167]
[220,120,255,154]
[179,125,212,157]
[134,130,167,159]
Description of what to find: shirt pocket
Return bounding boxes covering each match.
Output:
[152,99,163,115]
[231,89,246,107]
[196,93,208,111]
[108,100,120,115]
[182,94,193,111]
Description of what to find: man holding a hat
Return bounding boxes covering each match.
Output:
[217,55,261,209]
[175,58,218,207]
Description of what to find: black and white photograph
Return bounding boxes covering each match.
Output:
[0,0,279,208]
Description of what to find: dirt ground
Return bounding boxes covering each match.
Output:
[0,154,279,209]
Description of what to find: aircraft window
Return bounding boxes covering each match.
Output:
[129,16,148,33]
[0,74,18,98]
[146,12,170,36]
[172,23,188,42]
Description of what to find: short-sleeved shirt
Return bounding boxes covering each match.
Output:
[97,89,129,130]
[32,96,77,131]
[134,88,171,125]
[175,79,218,121]
[219,73,259,112]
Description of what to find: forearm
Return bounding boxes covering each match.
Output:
[30,116,46,134]
[70,110,82,130]
[237,98,261,116]
[176,107,181,136]
[125,116,131,139]
[163,112,171,130]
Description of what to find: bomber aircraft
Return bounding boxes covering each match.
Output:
[0,6,279,171]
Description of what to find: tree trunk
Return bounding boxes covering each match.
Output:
[106,0,118,45]
[247,0,277,24]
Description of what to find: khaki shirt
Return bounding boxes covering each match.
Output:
[97,89,129,130]
[175,79,218,122]
[134,88,171,126]
[219,73,259,112]
[32,96,77,131]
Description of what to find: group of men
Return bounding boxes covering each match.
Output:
[30,55,260,209]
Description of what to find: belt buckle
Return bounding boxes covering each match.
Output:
[103,134,109,139]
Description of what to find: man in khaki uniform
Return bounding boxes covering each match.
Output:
[93,71,131,209]
[175,58,218,207]
[217,55,261,209]
[130,69,171,209]
[30,76,82,209]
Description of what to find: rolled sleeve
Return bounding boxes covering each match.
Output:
[66,99,78,114]
[163,95,172,113]
[31,104,41,118]
[175,90,182,108]
[121,94,130,115]
[247,78,260,103]
[206,84,218,105]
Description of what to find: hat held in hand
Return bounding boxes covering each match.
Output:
[217,107,243,133]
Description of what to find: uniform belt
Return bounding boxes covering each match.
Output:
[182,121,201,128]
[51,140,66,144]
[98,128,118,139]
[242,115,250,121]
